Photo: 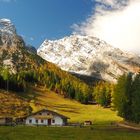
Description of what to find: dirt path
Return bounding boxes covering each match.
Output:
[117,123,140,130]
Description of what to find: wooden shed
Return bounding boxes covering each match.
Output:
[84,120,92,126]
[0,117,13,126]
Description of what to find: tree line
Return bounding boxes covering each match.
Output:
[0,66,113,106]
[93,73,140,123]
[113,73,140,123]
[0,65,92,104]
[93,82,113,107]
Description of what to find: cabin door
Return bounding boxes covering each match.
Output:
[48,119,51,125]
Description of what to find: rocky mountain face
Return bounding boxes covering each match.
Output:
[37,35,140,82]
[0,18,41,73]
[0,18,18,47]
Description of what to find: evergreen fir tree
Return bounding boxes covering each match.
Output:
[131,74,140,123]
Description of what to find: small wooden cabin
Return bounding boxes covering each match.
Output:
[0,117,13,126]
[25,109,69,126]
[84,120,92,126]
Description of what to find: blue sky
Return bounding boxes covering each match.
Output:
[0,0,94,48]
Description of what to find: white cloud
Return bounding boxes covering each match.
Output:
[73,0,140,54]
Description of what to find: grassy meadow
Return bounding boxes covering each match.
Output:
[0,126,140,140]
[29,86,122,124]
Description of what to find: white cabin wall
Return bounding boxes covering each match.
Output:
[25,117,48,125]
[25,111,67,126]
[52,116,63,126]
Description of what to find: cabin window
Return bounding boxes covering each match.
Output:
[29,119,32,123]
[41,120,44,123]
[36,119,38,123]
[52,119,55,123]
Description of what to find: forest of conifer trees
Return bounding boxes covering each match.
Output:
[113,73,140,123]
[0,65,93,104]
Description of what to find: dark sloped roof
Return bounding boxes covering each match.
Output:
[27,109,70,119]
[0,117,12,119]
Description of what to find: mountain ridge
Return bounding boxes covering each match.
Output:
[37,35,140,82]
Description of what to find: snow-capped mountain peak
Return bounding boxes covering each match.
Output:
[37,35,140,82]
[0,18,16,34]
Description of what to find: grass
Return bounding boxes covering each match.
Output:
[29,86,122,124]
[0,126,140,140]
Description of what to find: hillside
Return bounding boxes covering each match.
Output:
[0,90,31,117]
[29,86,122,123]
[0,86,122,123]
